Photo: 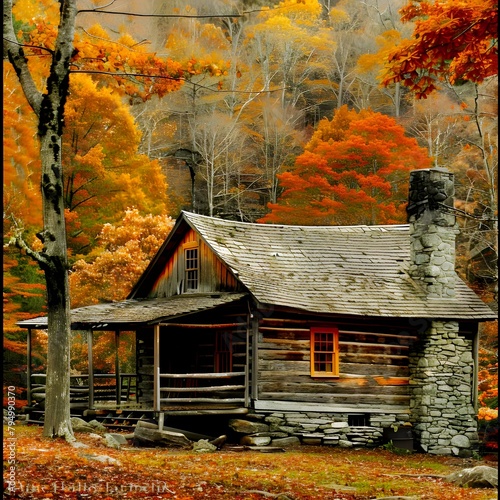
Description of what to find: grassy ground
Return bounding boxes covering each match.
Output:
[3,425,497,499]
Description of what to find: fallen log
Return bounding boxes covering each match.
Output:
[133,425,193,449]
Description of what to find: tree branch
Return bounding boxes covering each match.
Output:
[69,69,289,94]
[3,0,43,116]
[1,37,55,56]
[5,225,52,270]
[77,7,272,19]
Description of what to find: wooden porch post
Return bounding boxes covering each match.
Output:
[245,319,250,407]
[154,324,160,412]
[251,315,259,401]
[87,329,94,409]
[115,330,121,406]
[27,328,32,407]
[472,326,479,412]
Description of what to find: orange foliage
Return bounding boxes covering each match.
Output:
[3,338,27,356]
[70,330,135,374]
[60,73,172,251]
[382,0,498,98]
[3,65,43,229]
[260,106,431,225]
[4,66,172,255]
[476,317,498,444]
[11,0,231,100]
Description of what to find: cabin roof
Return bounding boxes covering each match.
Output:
[17,293,247,329]
[17,212,495,330]
[173,211,493,320]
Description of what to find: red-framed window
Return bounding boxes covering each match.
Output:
[184,243,199,291]
[310,327,339,377]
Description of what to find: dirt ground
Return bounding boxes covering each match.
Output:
[3,425,498,499]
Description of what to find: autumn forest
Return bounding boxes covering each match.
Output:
[3,0,498,450]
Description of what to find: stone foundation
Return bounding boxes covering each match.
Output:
[229,412,413,449]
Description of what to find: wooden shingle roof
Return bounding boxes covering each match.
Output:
[182,211,495,320]
[17,293,247,329]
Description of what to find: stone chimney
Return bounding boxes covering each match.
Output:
[407,168,479,456]
[407,168,459,298]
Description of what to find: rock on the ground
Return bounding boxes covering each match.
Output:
[229,419,269,434]
[240,435,272,446]
[338,439,353,448]
[104,433,122,449]
[71,417,94,433]
[133,425,193,449]
[108,433,129,445]
[88,419,107,432]
[271,437,300,447]
[445,465,498,489]
[192,439,217,452]
[209,435,227,449]
[70,441,89,449]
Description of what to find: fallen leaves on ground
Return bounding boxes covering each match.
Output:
[3,425,497,499]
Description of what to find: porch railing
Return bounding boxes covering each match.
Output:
[29,373,137,408]
[157,371,247,409]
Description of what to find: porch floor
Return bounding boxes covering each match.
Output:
[91,401,249,415]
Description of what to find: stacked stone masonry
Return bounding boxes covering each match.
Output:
[408,320,479,456]
[407,168,459,299]
[229,413,411,449]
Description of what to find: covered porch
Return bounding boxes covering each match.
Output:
[18,293,252,424]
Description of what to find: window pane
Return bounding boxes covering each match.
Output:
[312,329,336,375]
[185,247,199,290]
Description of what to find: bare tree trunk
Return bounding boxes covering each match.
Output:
[4,0,77,440]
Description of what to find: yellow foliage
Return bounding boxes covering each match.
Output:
[329,8,350,26]
[478,407,498,421]
[70,209,175,307]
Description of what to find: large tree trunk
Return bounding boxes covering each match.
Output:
[39,126,73,439]
[4,0,78,440]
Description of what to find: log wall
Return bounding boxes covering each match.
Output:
[256,315,418,413]
[137,328,155,405]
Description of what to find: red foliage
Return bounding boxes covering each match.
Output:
[382,0,498,98]
[260,106,431,225]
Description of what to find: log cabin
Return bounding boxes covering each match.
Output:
[18,168,496,454]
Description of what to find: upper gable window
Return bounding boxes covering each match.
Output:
[310,327,339,377]
[184,243,199,292]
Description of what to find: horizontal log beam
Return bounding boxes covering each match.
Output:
[258,373,410,386]
[258,382,409,395]
[160,372,245,379]
[161,408,249,416]
[340,341,409,350]
[158,322,247,329]
[160,397,245,404]
[259,317,418,334]
[258,360,410,377]
[259,392,410,404]
[160,385,245,393]
[254,400,410,414]
[341,353,408,365]
[259,326,309,332]
[31,373,136,379]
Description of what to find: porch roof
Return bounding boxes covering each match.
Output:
[16,292,247,330]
